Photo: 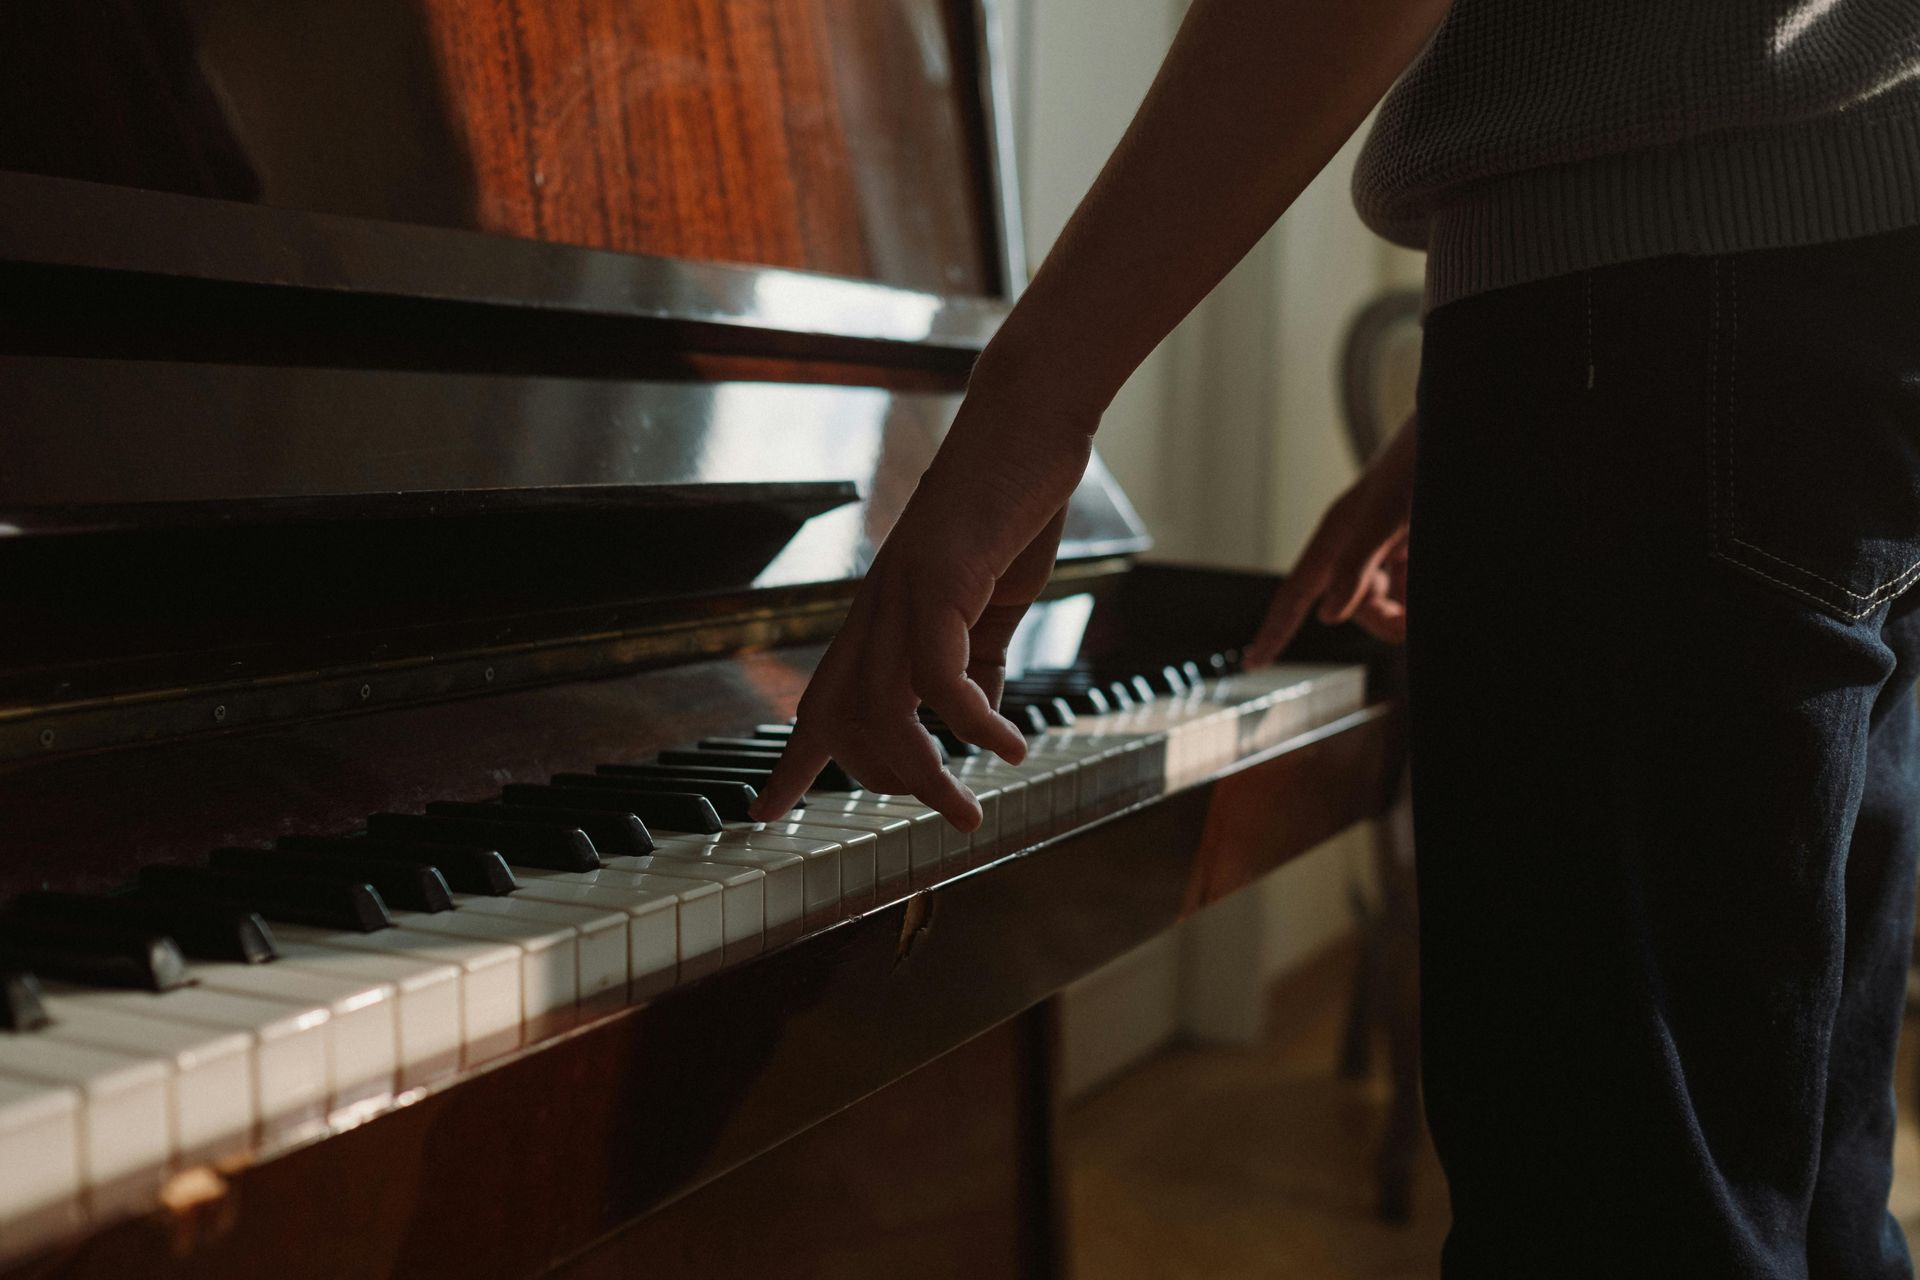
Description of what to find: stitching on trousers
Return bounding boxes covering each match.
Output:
[1728,537,1920,606]
[1715,255,1920,616]
[1721,554,1913,620]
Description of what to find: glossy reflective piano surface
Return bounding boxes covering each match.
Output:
[0,1,1397,1273]
[0,612,1392,1276]
[0,364,1147,754]
[0,0,1012,295]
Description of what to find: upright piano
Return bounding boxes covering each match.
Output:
[0,3,1397,1275]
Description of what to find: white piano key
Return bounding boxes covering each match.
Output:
[644,836,809,941]
[792,799,926,893]
[385,910,576,1039]
[657,828,841,931]
[0,1036,169,1219]
[0,1076,82,1262]
[991,758,1058,847]
[274,925,523,1067]
[814,796,946,885]
[1128,737,1169,802]
[445,896,627,1014]
[952,764,1033,858]
[840,789,978,873]
[38,999,254,1165]
[1026,738,1113,820]
[270,944,462,1087]
[1033,752,1085,832]
[736,819,880,914]
[515,869,723,989]
[191,963,397,1123]
[1056,737,1139,814]
[83,985,330,1147]
[962,782,1002,865]
[601,859,765,964]
[772,808,908,898]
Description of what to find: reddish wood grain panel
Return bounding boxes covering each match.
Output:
[416,0,994,290]
[0,0,998,293]
[553,1009,1059,1280]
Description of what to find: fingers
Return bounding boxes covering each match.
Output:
[863,725,985,831]
[749,718,833,822]
[750,590,997,828]
[1317,525,1408,626]
[1352,588,1407,643]
[752,500,1069,826]
[963,599,1032,732]
[750,706,985,829]
[1246,549,1334,667]
[1248,506,1410,665]
[909,597,1028,766]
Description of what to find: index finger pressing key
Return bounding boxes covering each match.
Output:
[749,724,832,822]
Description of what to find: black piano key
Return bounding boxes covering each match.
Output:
[367,814,601,872]
[137,865,392,933]
[1081,670,1159,704]
[807,761,864,792]
[424,801,653,858]
[209,848,453,914]
[752,724,796,738]
[1000,702,1053,736]
[657,747,777,768]
[1017,696,1077,727]
[1011,668,1098,685]
[1063,687,1112,716]
[593,765,795,811]
[604,760,774,784]
[1180,660,1207,686]
[0,918,191,992]
[533,779,723,835]
[656,750,862,792]
[0,969,49,1031]
[10,890,278,964]
[1006,681,1107,716]
[708,731,951,766]
[277,836,519,897]
[556,773,759,823]
[698,737,796,754]
[915,719,982,758]
[1155,665,1190,696]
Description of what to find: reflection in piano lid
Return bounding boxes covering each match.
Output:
[0,363,1149,755]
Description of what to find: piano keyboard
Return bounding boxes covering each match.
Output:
[0,659,1362,1259]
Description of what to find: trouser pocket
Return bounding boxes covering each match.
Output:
[1707,233,1920,621]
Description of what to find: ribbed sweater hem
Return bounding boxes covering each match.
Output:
[1422,109,1920,310]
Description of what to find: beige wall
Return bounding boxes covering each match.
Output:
[1003,0,1417,1096]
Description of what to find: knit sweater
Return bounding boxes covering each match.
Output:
[1353,1,1920,307]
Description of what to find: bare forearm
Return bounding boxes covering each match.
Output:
[979,0,1450,413]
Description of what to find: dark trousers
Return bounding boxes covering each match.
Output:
[1410,226,1920,1279]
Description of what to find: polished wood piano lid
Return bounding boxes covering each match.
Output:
[0,0,1025,296]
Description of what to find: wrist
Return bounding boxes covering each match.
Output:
[968,316,1118,425]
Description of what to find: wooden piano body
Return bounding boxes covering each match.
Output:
[0,4,1398,1275]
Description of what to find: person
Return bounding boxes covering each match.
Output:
[748,1,1920,1273]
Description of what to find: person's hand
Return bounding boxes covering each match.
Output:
[748,380,1097,828]
[1246,411,1416,664]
